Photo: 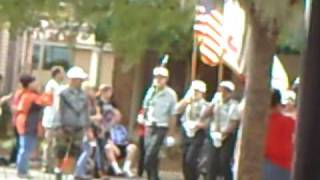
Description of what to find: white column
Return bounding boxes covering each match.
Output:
[0,28,10,76]
[89,50,99,86]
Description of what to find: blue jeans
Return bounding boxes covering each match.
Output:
[74,141,102,178]
[17,135,38,175]
[263,160,291,180]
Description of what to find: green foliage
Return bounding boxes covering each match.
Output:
[278,1,305,53]
[239,0,305,53]
[0,0,305,64]
[0,0,60,34]
[66,0,195,64]
[0,0,196,65]
[106,0,195,64]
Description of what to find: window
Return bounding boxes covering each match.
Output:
[32,44,40,69]
[32,43,72,70]
[43,46,72,70]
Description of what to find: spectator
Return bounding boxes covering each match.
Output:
[97,84,116,127]
[15,74,52,178]
[263,89,295,180]
[96,84,118,174]
[9,89,23,165]
[82,81,112,175]
[82,81,102,122]
[42,66,66,173]
[105,109,137,177]
[54,66,89,175]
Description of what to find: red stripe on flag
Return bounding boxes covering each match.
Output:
[202,42,222,58]
[227,36,238,52]
[209,12,223,26]
[195,21,223,37]
[201,33,221,47]
[201,54,218,66]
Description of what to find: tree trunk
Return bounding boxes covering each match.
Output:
[128,61,144,136]
[293,1,320,179]
[236,14,278,180]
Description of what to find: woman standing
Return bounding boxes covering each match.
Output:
[176,80,209,180]
[82,82,102,122]
[15,75,52,178]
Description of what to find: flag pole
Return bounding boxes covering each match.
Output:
[218,50,226,83]
[218,61,224,83]
[191,38,198,80]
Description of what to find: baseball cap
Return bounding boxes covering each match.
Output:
[219,81,235,92]
[67,66,88,79]
[191,80,207,93]
[153,67,169,77]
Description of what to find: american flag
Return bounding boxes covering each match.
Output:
[194,0,239,68]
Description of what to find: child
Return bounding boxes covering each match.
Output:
[105,109,137,177]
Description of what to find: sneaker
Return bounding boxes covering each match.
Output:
[114,171,124,176]
[123,169,135,178]
[113,168,124,176]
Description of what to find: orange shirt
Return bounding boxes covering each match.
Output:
[11,89,25,125]
[15,89,52,135]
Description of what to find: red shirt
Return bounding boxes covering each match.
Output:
[265,111,295,170]
[137,109,145,136]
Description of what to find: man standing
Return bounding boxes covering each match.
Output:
[55,66,89,175]
[42,66,66,173]
[204,81,240,180]
[175,80,209,180]
[140,66,177,180]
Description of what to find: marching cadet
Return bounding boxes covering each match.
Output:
[202,81,241,180]
[175,80,209,180]
[140,66,177,180]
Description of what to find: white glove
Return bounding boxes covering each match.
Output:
[165,136,176,147]
[137,114,145,125]
[212,132,223,148]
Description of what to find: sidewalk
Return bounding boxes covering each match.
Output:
[0,167,183,180]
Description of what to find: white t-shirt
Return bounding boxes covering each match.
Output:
[42,79,67,128]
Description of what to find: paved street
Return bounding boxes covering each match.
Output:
[0,167,183,180]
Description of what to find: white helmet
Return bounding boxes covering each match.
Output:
[153,67,169,77]
[67,66,88,79]
[191,80,207,93]
[219,81,235,92]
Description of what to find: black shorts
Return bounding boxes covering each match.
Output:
[116,145,127,158]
